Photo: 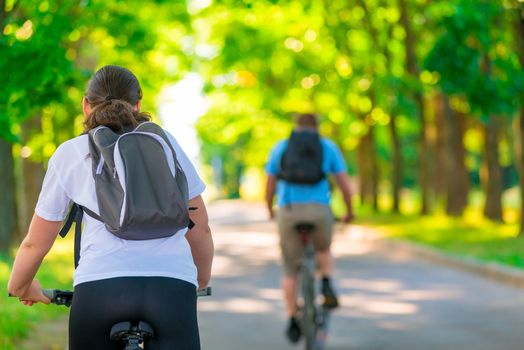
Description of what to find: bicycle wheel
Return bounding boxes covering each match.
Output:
[301,248,317,350]
[314,307,330,350]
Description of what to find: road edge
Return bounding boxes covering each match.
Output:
[376,238,524,290]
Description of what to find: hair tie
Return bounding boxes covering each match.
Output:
[105,95,116,101]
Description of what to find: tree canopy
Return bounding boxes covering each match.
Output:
[2,0,524,250]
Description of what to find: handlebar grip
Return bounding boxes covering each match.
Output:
[197,286,212,297]
[41,289,73,307]
[42,289,56,301]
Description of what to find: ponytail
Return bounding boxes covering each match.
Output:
[84,99,150,133]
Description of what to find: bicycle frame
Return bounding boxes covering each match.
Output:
[295,223,331,350]
[300,230,317,350]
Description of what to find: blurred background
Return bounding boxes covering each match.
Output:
[2,0,524,348]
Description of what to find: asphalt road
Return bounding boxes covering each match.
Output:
[19,200,524,350]
[198,200,524,350]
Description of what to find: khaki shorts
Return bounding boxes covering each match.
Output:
[277,204,334,276]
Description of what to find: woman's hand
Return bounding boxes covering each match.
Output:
[18,280,51,306]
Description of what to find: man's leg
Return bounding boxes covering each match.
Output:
[316,249,339,308]
[282,274,299,317]
[277,206,303,343]
[310,205,339,309]
[316,249,334,278]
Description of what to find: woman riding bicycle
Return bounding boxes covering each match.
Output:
[7,65,214,349]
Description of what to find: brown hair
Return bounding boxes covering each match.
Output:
[294,113,319,128]
[83,65,151,132]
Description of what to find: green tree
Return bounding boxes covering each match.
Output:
[0,0,193,251]
[425,0,522,221]
[513,0,524,235]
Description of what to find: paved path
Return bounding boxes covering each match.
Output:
[199,200,524,350]
[20,200,524,349]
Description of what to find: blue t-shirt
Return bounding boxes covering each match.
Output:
[265,135,347,207]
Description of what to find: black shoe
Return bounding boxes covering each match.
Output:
[321,278,339,309]
[286,316,302,343]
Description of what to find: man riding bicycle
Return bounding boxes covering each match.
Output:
[265,113,354,344]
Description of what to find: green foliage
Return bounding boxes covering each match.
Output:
[1,236,74,349]
[1,0,192,149]
[0,3,77,142]
[1,0,521,200]
[424,0,524,118]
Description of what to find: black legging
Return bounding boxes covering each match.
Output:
[69,277,200,350]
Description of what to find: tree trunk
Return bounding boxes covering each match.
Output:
[357,131,372,207]
[19,159,44,234]
[357,123,379,210]
[383,11,403,213]
[433,93,448,201]
[0,139,18,252]
[19,116,45,236]
[518,109,524,235]
[483,116,503,221]
[356,0,380,211]
[0,0,7,28]
[515,5,524,235]
[0,0,17,249]
[399,0,431,214]
[415,93,431,214]
[389,115,402,213]
[369,125,379,211]
[443,96,469,216]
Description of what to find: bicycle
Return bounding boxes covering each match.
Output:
[295,222,332,350]
[42,286,212,350]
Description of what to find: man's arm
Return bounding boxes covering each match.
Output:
[333,172,355,223]
[185,195,214,289]
[265,174,277,219]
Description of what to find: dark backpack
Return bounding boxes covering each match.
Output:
[60,122,191,267]
[278,130,325,184]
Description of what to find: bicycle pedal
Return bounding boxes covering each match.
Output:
[322,296,339,309]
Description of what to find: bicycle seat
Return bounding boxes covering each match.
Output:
[110,321,155,341]
[295,223,315,233]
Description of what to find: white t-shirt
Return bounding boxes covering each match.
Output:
[35,129,205,288]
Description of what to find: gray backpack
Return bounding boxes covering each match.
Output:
[59,122,191,266]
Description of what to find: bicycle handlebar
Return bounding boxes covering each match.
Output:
[42,286,212,307]
[197,286,212,297]
[42,289,73,307]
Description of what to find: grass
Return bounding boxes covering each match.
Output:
[1,236,74,350]
[355,209,524,268]
[336,188,524,270]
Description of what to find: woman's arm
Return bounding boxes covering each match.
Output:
[185,195,214,289]
[8,214,62,304]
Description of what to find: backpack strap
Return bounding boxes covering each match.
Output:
[59,203,84,269]
[81,206,102,222]
[59,203,102,269]
[58,204,80,239]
